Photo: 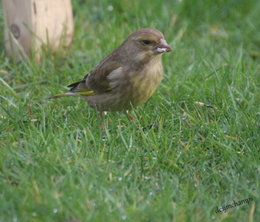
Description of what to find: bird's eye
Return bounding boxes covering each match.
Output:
[142,40,152,45]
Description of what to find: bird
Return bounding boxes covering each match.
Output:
[51,28,171,127]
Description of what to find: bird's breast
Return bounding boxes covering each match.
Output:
[126,61,163,107]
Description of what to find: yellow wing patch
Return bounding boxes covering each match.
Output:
[76,90,95,96]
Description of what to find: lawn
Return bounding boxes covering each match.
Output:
[0,0,259,221]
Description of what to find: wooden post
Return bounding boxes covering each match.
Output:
[2,0,74,61]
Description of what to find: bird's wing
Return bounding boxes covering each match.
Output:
[86,60,121,93]
[50,60,122,99]
[67,48,122,95]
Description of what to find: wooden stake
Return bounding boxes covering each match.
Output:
[2,0,74,61]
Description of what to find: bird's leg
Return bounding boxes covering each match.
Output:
[125,110,135,121]
[98,111,105,129]
[142,121,159,131]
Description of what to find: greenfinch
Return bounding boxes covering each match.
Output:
[51,28,171,125]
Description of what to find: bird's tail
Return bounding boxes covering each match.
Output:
[48,92,77,99]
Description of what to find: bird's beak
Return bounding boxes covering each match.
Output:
[156,39,172,53]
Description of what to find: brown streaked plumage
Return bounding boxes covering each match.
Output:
[51,28,171,126]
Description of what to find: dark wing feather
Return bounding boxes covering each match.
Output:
[67,73,90,92]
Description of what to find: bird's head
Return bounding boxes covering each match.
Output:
[122,28,171,64]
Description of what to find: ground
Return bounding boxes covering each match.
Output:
[0,0,259,221]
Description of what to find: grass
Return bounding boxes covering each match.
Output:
[0,0,259,221]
